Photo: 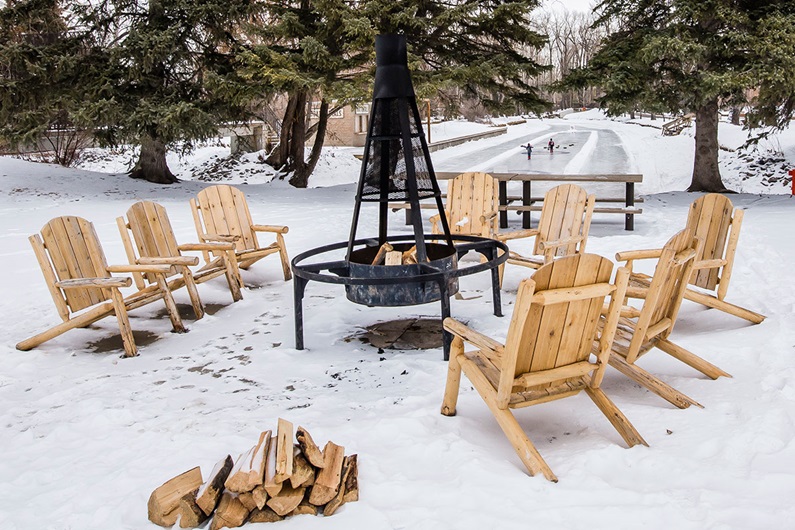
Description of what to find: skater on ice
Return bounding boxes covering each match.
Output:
[522,143,533,159]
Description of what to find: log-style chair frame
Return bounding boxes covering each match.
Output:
[117,200,243,319]
[190,184,291,281]
[16,216,187,357]
[609,229,731,409]
[505,183,596,269]
[441,254,647,481]
[626,193,764,324]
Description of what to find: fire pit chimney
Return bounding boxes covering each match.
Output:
[346,34,453,265]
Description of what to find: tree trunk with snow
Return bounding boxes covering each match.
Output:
[130,136,178,184]
[290,99,329,188]
[687,98,729,192]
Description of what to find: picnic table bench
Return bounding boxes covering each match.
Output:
[390,172,643,231]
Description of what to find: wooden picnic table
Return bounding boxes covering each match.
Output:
[435,172,643,231]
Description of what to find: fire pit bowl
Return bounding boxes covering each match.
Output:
[346,242,458,306]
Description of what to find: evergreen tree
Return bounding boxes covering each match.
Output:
[246,0,550,188]
[0,0,87,164]
[74,0,263,183]
[561,0,795,192]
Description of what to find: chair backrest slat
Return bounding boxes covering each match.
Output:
[534,184,592,255]
[196,185,258,251]
[686,193,733,290]
[504,254,615,382]
[445,172,498,237]
[39,216,111,312]
[632,230,698,352]
[126,201,181,282]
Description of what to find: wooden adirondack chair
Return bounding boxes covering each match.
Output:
[609,229,731,409]
[16,216,186,358]
[626,194,763,324]
[505,183,596,269]
[117,201,243,319]
[190,185,291,281]
[441,254,647,481]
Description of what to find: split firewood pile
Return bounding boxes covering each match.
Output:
[148,419,359,528]
[371,243,417,265]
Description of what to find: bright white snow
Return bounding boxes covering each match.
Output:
[1,112,794,529]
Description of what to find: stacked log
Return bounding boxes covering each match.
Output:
[147,419,359,528]
[371,242,418,266]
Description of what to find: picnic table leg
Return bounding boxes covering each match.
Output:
[523,181,532,229]
[499,181,508,229]
[625,182,635,231]
[293,276,308,350]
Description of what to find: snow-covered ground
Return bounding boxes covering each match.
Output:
[1,112,794,529]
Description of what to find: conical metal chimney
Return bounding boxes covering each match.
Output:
[346,34,453,263]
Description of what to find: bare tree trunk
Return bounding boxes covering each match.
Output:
[286,90,309,186]
[687,97,729,192]
[730,106,741,126]
[267,95,298,170]
[290,99,329,188]
[130,135,177,184]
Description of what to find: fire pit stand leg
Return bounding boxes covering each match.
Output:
[490,264,503,318]
[293,276,309,350]
[438,281,452,361]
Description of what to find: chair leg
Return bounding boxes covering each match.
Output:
[584,385,648,448]
[441,337,464,416]
[609,354,703,409]
[181,268,205,320]
[656,339,731,379]
[223,251,244,301]
[276,233,292,281]
[684,288,765,324]
[458,355,558,481]
[155,274,186,333]
[488,400,558,482]
[109,288,137,358]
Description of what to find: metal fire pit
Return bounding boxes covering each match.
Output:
[292,234,507,360]
[346,242,458,306]
[291,34,507,360]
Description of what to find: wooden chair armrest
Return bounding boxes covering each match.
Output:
[496,228,539,241]
[693,258,726,270]
[136,256,199,267]
[478,210,499,224]
[56,277,132,289]
[200,233,240,243]
[106,264,174,274]
[615,248,663,263]
[178,242,236,252]
[429,211,449,233]
[251,224,289,234]
[443,317,505,360]
[538,235,584,251]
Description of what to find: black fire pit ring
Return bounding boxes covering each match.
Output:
[291,234,508,360]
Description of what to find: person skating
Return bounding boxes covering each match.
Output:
[522,143,533,159]
[548,138,555,153]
